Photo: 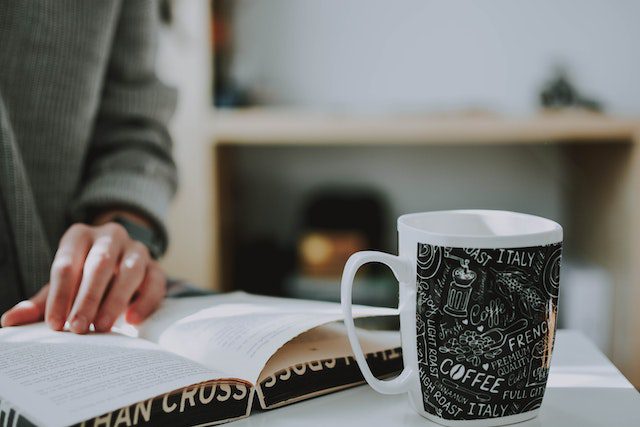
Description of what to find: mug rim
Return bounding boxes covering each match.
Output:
[398,209,562,249]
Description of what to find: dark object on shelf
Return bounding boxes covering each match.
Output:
[299,231,367,277]
[234,237,295,296]
[211,0,252,108]
[302,188,388,248]
[159,0,172,25]
[298,188,389,278]
[232,188,389,298]
[539,67,603,112]
[214,81,252,108]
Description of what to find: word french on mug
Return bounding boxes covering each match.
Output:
[341,210,562,426]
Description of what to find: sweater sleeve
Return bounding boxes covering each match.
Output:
[70,0,178,256]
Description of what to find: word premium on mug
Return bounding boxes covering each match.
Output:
[341,210,562,427]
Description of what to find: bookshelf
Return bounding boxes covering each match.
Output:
[207,108,640,387]
[208,109,639,145]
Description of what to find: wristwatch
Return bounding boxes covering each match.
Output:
[112,216,164,259]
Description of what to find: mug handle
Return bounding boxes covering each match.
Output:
[341,251,414,395]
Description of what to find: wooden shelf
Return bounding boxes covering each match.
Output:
[208,108,640,145]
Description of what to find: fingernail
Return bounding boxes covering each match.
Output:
[95,316,111,332]
[47,316,64,331]
[70,316,88,334]
[127,311,142,324]
[15,301,35,309]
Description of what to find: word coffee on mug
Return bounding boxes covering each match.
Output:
[341,210,562,426]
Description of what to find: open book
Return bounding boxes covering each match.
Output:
[0,292,401,427]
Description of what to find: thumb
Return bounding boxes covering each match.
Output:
[1,284,49,327]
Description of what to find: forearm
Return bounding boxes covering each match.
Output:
[69,0,177,255]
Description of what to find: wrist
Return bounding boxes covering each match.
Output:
[92,209,152,229]
[91,210,164,259]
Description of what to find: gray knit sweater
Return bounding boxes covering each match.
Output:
[0,1,177,312]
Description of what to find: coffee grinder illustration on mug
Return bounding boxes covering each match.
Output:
[442,249,476,318]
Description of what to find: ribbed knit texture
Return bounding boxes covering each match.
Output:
[0,0,177,306]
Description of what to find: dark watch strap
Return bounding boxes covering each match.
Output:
[112,216,163,259]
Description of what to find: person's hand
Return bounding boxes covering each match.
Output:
[0,219,166,333]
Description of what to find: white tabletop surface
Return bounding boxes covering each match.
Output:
[232,330,640,427]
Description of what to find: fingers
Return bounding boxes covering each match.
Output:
[67,223,127,334]
[125,263,166,325]
[46,224,93,330]
[1,284,49,327]
[94,242,149,332]
[43,221,165,334]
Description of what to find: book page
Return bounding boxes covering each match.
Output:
[0,324,223,427]
[136,292,398,384]
[258,323,401,380]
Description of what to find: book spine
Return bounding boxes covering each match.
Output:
[257,347,403,409]
[0,397,38,427]
[72,382,253,427]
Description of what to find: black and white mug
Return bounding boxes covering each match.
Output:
[341,210,562,426]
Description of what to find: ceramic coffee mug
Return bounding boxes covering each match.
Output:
[341,210,562,426]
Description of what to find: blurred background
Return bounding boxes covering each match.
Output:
[156,0,640,387]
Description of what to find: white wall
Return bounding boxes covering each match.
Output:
[157,1,215,287]
[231,0,640,115]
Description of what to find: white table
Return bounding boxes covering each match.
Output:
[232,331,640,426]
